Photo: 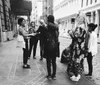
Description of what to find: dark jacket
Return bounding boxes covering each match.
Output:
[37,25,47,43]
[44,22,59,58]
[28,27,38,44]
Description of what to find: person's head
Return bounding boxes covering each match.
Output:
[47,15,54,23]
[88,23,97,32]
[75,27,85,37]
[39,19,45,26]
[18,18,25,27]
[76,11,86,25]
[30,21,35,27]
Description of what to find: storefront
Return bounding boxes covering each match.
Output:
[0,0,32,42]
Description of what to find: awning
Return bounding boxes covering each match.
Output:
[10,0,32,16]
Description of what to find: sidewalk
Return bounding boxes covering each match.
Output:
[0,39,98,85]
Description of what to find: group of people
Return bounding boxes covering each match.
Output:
[17,15,59,80]
[17,12,98,81]
[61,12,98,81]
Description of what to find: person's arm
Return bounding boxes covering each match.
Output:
[19,27,36,37]
[68,30,74,39]
[84,31,90,50]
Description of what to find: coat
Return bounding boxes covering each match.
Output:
[43,22,59,58]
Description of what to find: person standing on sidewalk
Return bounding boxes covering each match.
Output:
[18,18,36,68]
[28,21,39,59]
[36,19,46,61]
[44,15,59,80]
[85,23,98,76]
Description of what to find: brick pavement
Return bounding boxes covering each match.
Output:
[0,38,97,85]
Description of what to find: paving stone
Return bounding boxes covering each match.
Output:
[0,38,98,85]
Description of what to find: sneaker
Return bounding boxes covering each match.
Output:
[70,75,76,81]
[75,74,81,81]
[52,75,56,80]
[46,75,52,80]
[40,58,43,61]
[85,74,92,76]
[33,57,36,59]
[23,64,30,69]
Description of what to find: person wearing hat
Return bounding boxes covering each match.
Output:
[85,23,98,76]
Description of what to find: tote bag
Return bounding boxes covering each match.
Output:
[16,34,25,48]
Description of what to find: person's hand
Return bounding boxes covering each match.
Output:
[76,58,80,63]
[29,33,37,36]
[36,32,40,34]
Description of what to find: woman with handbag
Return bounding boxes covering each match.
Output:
[18,18,36,68]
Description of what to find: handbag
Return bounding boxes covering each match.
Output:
[16,34,25,48]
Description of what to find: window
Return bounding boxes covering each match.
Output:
[81,0,83,7]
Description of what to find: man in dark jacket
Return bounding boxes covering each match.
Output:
[37,20,47,60]
[44,15,59,80]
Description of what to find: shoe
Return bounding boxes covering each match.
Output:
[40,58,43,61]
[33,57,36,59]
[46,75,52,80]
[27,64,30,67]
[23,64,30,69]
[75,74,81,81]
[70,75,76,81]
[52,75,56,80]
[85,74,92,76]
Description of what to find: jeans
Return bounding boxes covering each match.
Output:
[28,37,38,58]
[23,39,28,65]
[87,52,93,75]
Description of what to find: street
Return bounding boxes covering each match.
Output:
[0,37,98,85]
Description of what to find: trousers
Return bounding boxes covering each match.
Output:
[46,56,56,76]
[87,52,93,75]
[28,37,38,58]
[23,39,28,65]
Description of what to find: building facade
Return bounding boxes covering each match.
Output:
[42,0,53,20]
[0,0,32,42]
[54,0,100,37]
[0,0,16,42]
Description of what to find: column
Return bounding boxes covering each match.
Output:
[95,10,99,36]
[91,12,93,23]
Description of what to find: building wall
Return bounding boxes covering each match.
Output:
[43,0,53,19]
[0,0,15,42]
[54,0,80,20]
[54,0,100,37]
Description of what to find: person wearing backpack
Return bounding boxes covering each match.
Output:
[44,15,59,80]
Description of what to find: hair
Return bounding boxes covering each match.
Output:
[88,23,97,31]
[75,11,88,31]
[18,18,24,26]
[39,19,45,25]
[47,15,54,23]
[30,21,35,26]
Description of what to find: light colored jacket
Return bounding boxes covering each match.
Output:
[88,31,97,56]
